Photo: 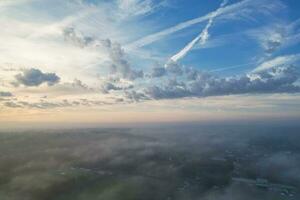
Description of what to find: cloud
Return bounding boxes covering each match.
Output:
[151,66,166,78]
[107,41,144,80]
[62,27,144,81]
[125,90,149,102]
[248,19,300,56]
[3,101,22,108]
[0,91,13,97]
[0,0,35,9]
[3,99,93,109]
[1,96,125,109]
[14,68,60,87]
[170,0,228,62]
[148,61,192,79]
[165,61,183,75]
[63,27,95,48]
[2,99,74,109]
[116,0,167,18]
[248,25,285,55]
[126,0,280,49]
[71,79,90,90]
[100,81,133,94]
[144,65,300,100]
[253,54,300,73]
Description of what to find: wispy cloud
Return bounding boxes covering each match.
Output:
[126,0,276,49]
[253,54,300,73]
[116,0,167,18]
[0,0,35,9]
[170,0,228,62]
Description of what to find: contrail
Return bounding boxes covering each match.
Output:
[126,0,253,50]
[170,0,228,62]
[209,61,257,72]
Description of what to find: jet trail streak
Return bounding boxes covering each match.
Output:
[170,0,228,62]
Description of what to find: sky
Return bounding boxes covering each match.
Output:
[1,0,300,126]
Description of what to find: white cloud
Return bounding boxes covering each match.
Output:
[253,54,300,73]
[117,0,160,18]
[0,0,35,8]
[126,0,281,50]
[170,0,228,62]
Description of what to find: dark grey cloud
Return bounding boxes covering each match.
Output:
[2,98,121,109]
[150,62,201,79]
[101,82,122,94]
[144,65,300,100]
[0,91,13,97]
[146,79,189,99]
[125,90,149,102]
[151,67,166,78]
[2,100,73,109]
[19,100,73,109]
[165,61,183,75]
[4,101,22,108]
[101,82,133,94]
[14,68,60,87]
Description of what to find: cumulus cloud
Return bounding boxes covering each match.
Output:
[71,79,91,91]
[151,66,166,78]
[165,61,184,76]
[125,90,149,102]
[62,27,144,81]
[150,62,183,78]
[100,82,133,94]
[143,65,300,100]
[0,91,13,97]
[107,41,144,80]
[14,68,60,87]
[63,27,95,48]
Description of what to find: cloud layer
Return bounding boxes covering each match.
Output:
[144,64,300,100]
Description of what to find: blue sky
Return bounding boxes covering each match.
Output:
[0,0,300,124]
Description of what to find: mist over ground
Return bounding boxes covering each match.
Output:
[0,124,299,200]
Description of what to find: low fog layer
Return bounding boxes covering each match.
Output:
[0,125,299,200]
